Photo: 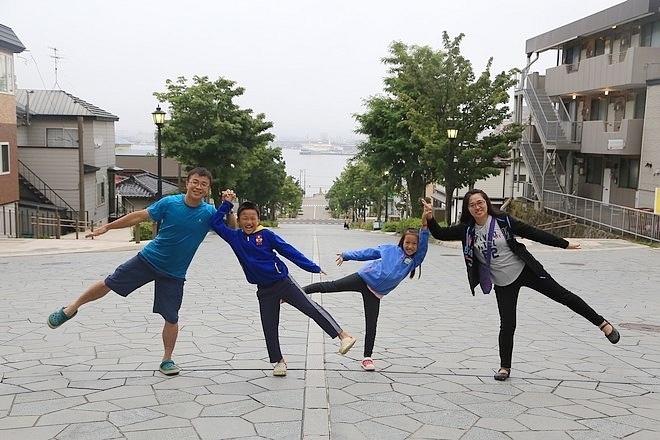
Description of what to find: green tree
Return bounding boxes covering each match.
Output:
[354,97,424,217]
[153,75,274,204]
[326,159,384,221]
[235,145,287,220]
[277,175,304,218]
[356,34,522,221]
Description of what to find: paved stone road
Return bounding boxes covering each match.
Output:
[1,225,659,439]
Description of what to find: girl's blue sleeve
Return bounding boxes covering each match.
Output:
[342,247,382,261]
[413,228,430,266]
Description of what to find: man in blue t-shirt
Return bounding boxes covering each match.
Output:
[47,167,234,376]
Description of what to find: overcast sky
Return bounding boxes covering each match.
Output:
[5,0,621,142]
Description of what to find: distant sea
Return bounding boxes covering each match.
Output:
[116,144,354,197]
[280,148,354,197]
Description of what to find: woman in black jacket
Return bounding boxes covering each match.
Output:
[422,189,619,381]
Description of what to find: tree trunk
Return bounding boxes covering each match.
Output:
[406,172,426,218]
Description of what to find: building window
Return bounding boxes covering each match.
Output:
[618,159,639,189]
[1,143,9,174]
[96,181,106,206]
[585,157,603,185]
[46,128,78,147]
[0,54,15,94]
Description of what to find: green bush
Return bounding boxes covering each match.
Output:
[132,221,154,241]
[382,221,399,232]
[360,218,426,233]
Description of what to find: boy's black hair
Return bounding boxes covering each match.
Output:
[237,201,260,217]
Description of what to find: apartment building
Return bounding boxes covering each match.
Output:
[0,24,25,237]
[515,0,660,213]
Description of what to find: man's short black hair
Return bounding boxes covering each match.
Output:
[237,201,259,217]
[187,167,212,181]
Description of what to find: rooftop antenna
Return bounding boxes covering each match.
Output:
[48,46,63,89]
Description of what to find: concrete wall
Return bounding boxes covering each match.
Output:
[638,84,660,208]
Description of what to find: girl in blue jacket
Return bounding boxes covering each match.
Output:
[303,202,431,371]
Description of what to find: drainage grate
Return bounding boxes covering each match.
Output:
[619,323,660,333]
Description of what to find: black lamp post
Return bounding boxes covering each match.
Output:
[447,127,459,224]
[383,170,390,223]
[152,106,166,200]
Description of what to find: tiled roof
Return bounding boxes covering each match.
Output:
[116,172,179,198]
[0,24,25,53]
[15,89,119,121]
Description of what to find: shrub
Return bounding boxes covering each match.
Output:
[132,221,154,241]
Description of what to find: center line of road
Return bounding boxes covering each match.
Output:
[302,224,331,437]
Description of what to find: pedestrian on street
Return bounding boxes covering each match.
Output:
[210,191,356,377]
[303,200,431,371]
[47,167,235,376]
[421,190,620,381]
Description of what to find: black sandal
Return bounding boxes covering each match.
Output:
[494,367,510,381]
[599,320,620,344]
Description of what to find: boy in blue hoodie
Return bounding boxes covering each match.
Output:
[210,191,355,377]
[303,201,431,371]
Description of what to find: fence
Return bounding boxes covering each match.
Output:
[1,205,90,239]
[30,215,94,239]
[521,184,660,243]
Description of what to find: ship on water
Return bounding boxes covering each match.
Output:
[299,142,356,155]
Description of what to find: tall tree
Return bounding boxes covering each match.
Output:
[357,34,522,221]
[277,175,304,219]
[153,75,274,204]
[235,145,287,220]
[354,97,426,217]
[326,159,387,221]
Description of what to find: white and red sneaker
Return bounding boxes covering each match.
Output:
[361,357,375,371]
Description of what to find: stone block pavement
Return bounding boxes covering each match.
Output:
[1,224,659,439]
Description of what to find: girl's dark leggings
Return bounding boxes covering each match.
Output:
[304,273,380,358]
[494,265,605,369]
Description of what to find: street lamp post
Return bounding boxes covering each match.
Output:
[383,170,390,223]
[447,127,459,224]
[152,105,166,200]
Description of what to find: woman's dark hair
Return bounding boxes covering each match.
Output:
[186,167,213,181]
[237,201,260,217]
[398,228,422,279]
[459,189,502,224]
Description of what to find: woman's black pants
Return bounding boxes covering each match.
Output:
[494,265,605,369]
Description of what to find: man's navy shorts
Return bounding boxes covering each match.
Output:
[105,253,185,323]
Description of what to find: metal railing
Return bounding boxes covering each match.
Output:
[522,184,660,243]
[18,160,77,214]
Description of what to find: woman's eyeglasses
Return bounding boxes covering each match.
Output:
[468,200,486,209]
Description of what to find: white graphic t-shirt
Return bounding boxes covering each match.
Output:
[473,216,525,287]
